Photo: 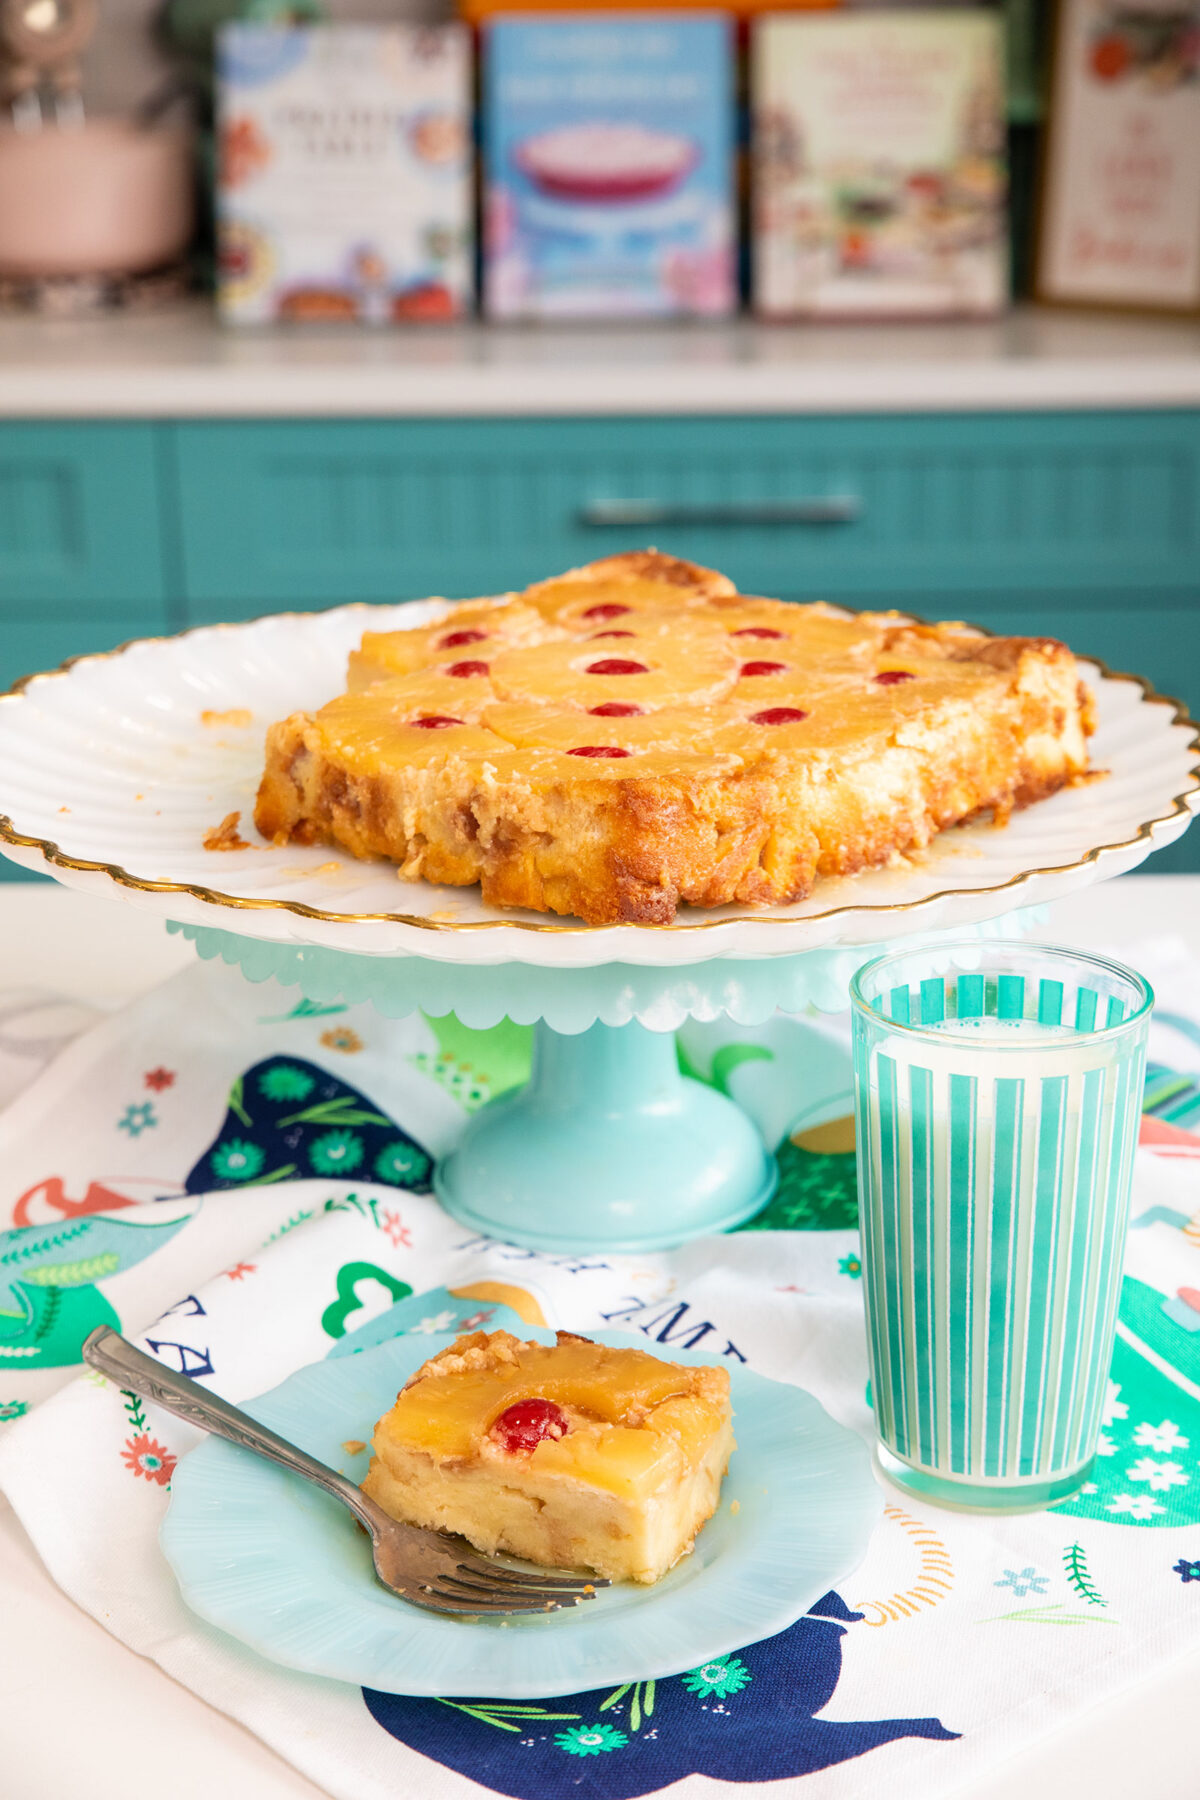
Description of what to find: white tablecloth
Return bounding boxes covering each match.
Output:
[2,877,1199,1800]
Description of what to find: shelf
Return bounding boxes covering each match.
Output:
[0,302,1198,419]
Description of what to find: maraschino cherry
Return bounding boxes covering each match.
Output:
[581,603,631,621]
[492,1398,569,1452]
[750,707,808,725]
[589,702,642,717]
[569,745,631,758]
[445,660,490,678]
[410,715,463,729]
[874,670,915,685]
[439,629,487,649]
[586,658,648,676]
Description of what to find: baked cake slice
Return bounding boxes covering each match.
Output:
[255,550,1094,924]
[362,1329,734,1585]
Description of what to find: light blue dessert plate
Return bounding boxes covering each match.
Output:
[160,1328,881,1699]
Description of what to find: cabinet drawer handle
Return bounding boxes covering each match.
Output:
[579,495,862,529]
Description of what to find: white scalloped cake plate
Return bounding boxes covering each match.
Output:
[159,1329,882,1698]
[0,601,1196,967]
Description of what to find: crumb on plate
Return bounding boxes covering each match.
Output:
[201,708,254,728]
[203,810,252,852]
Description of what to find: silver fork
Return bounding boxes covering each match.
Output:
[83,1326,608,1617]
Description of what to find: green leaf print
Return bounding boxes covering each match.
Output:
[1063,1543,1108,1607]
[980,1603,1119,1627]
[0,1211,191,1369]
[277,1096,391,1130]
[0,1220,96,1267]
[435,1701,581,1734]
[227,1076,252,1129]
[21,1253,120,1286]
[599,1680,655,1732]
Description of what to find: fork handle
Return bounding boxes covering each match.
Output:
[83,1327,383,1534]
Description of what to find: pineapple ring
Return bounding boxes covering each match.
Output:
[310,688,506,774]
[350,601,549,689]
[483,701,751,754]
[704,660,1007,757]
[696,599,888,664]
[489,635,739,711]
[524,577,716,631]
[564,606,731,647]
[321,674,498,733]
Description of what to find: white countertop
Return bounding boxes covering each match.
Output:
[1,873,1199,1800]
[3,302,1200,418]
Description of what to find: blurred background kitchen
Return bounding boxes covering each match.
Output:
[1,0,1197,870]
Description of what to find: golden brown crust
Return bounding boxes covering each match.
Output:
[393,1328,730,1416]
[524,549,736,599]
[256,725,787,924]
[254,564,1094,926]
[401,1330,525,1391]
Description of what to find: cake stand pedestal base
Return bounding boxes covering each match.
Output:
[174,912,1035,1253]
[435,1019,775,1253]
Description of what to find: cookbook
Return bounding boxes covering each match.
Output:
[483,12,736,319]
[752,8,1008,319]
[217,24,472,325]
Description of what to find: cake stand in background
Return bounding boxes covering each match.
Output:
[0,602,1196,1251]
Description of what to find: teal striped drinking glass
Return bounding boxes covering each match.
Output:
[850,941,1152,1513]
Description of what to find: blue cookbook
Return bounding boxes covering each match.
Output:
[483,13,736,320]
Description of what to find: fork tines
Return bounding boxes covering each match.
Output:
[415,1553,609,1616]
[457,1555,609,1593]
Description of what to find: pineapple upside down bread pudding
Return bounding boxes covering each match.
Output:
[254,551,1095,926]
[363,1330,734,1585]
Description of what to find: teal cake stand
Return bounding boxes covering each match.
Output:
[174,917,1030,1254]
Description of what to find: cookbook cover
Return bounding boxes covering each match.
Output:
[483,13,736,320]
[216,25,472,325]
[752,9,1008,319]
[1038,0,1200,313]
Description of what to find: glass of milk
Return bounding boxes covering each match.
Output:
[849,940,1152,1513]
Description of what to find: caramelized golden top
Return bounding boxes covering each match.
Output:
[372,1330,731,1499]
[298,555,1072,788]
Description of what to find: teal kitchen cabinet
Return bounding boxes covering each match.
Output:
[172,412,1200,616]
[0,423,170,612]
[0,422,175,694]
